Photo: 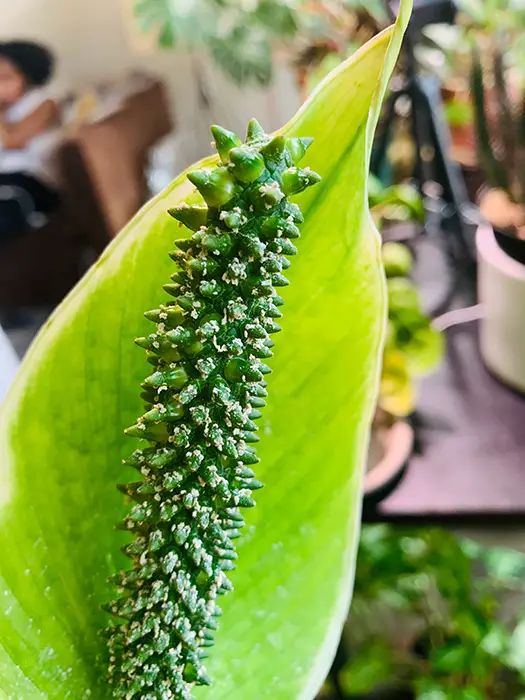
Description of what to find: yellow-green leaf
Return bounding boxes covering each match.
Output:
[0,3,410,698]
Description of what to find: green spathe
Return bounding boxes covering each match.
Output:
[0,3,411,698]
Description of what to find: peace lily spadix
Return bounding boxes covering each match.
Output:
[0,3,410,699]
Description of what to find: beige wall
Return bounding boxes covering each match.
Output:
[1,0,300,166]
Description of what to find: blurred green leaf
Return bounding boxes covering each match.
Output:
[158,21,175,48]
[370,182,425,223]
[255,0,297,35]
[484,548,525,584]
[133,0,300,85]
[339,640,394,695]
[507,619,525,674]
[382,241,414,278]
[379,349,415,416]
[444,99,474,128]
[416,685,449,700]
[387,277,420,315]
[480,623,510,659]
[403,326,445,376]
[431,644,471,674]
[457,689,484,700]
[0,10,412,699]
[210,29,273,86]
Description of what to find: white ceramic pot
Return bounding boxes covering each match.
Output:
[477,224,525,392]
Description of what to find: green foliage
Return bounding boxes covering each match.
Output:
[470,40,525,206]
[444,98,474,128]
[293,0,389,98]
[304,48,358,97]
[334,526,525,699]
[382,241,413,278]
[415,0,525,205]
[339,639,394,695]
[369,178,444,418]
[369,174,425,227]
[134,0,298,86]
[0,8,411,699]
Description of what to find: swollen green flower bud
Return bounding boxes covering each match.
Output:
[187,167,240,207]
[246,117,266,143]
[281,166,322,196]
[168,203,208,231]
[143,306,184,326]
[143,367,188,389]
[261,216,300,240]
[229,146,265,183]
[201,231,233,255]
[211,124,242,163]
[261,135,286,165]
[256,180,285,208]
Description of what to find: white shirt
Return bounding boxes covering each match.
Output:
[0,88,62,185]
[0,325,19,405]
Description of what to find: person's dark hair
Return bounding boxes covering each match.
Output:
[0,41,54,87]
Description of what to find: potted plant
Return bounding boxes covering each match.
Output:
[363,180,444,505]
[293,1,387,101]
[417,0,525,195]
[319,525,525,699]
[132,0,301,86]
[364,240,444,505]
[470,40,525,391]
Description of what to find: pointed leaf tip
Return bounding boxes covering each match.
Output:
[210,125,242,163]
[168,203,208,231]
[246,118,266,142]
[260,135,286,164]
[281,167,322,196]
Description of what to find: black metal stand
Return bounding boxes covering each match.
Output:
[371,27,478,314]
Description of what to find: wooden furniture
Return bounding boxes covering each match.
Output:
[0,80,172,311]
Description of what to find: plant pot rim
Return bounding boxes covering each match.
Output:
[476,222,525,275]
[364,419,414,496]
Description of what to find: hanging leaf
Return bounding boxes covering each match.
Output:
[0,2,410,698]
[133,0,300,85]
[210,28,273,87]
[255,0,298,36]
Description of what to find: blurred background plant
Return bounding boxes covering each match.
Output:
[467,6,525,237]
[133,0,300,86]
[417,0,525,184]
[366,176,443,423]
[380,240,444,421]
[317,525,525,699]
[293,0,389,98]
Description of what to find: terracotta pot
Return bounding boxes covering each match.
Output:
[440,86,477,169]
[363,420,414,507]
[478,188,525,246]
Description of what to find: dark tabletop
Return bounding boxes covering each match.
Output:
[364,227,525,524]
[371,320,525,522]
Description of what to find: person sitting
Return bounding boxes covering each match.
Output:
[0,40,61,246]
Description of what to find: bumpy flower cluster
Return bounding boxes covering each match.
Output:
[106,119,320,699]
